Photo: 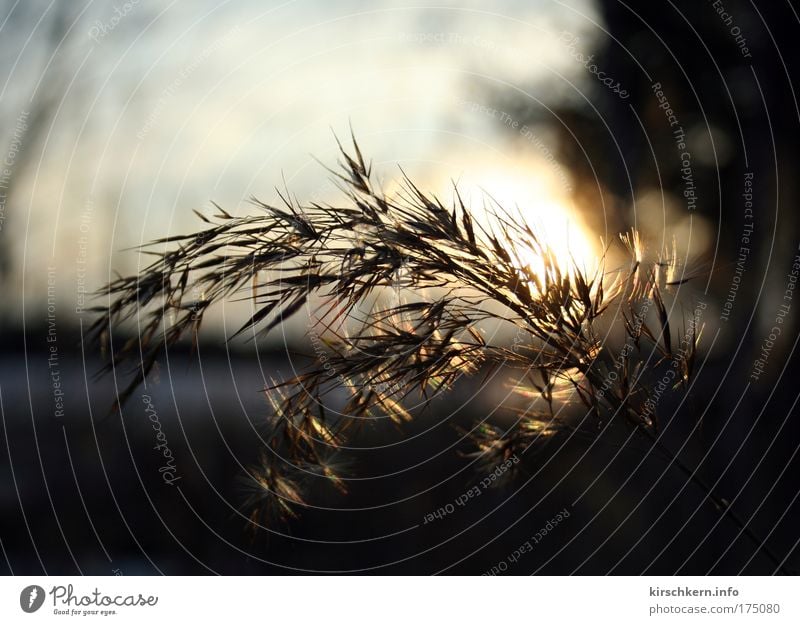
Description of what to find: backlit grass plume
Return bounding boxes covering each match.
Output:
[88,133,787,571]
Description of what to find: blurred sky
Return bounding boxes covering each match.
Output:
[0,0,603,331]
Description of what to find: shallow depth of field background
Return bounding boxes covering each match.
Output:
[0,0,799,574]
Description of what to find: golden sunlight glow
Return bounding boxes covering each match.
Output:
[425,153,599,286]
[475,171,597,281]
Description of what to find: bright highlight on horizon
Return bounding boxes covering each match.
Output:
[424,155,599,287]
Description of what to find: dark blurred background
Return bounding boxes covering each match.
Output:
[1,0,799,574]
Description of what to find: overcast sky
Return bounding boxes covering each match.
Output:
[0,0,601,330]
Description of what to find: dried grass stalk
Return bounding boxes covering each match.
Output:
[87,134,788,572]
